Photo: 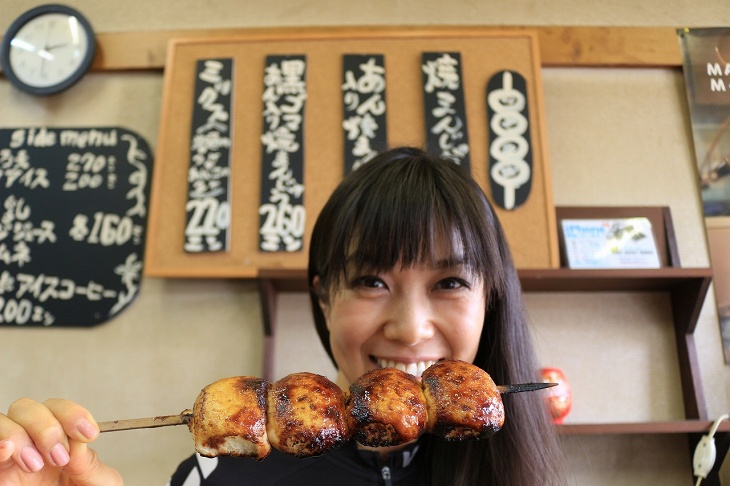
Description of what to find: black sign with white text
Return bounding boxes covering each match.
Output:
[258,55,307,253]
[184,58,234,253]
[342,54,387,173]
[0,127,152,327]
[422,52,470,168]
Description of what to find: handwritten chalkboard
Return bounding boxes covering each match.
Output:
[0,127,153,327]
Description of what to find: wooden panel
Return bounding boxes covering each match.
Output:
[145,28,559,277]
[0,26,685,73]
[559,420,730,435]
[78,26,683,72]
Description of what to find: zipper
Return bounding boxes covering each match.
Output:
[381,465,392,486]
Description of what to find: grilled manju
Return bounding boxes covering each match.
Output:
[188,359,505,459]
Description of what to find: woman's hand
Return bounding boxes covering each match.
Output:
[0,398,122,485]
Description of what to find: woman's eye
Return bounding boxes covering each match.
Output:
[435,277,470,290]
[352,275,386,289]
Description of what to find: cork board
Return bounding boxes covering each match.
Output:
[145,28,559,277]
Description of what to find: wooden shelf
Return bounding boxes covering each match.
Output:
[517,267,711,294]
[559,420,730,435]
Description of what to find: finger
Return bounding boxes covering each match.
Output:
[0,407,45,473]
[43,398,99,444]
[6,397,95,471]
[65,439,123,485]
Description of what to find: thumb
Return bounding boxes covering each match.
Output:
[63,440,123,486]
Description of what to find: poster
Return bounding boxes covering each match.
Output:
[678,27,730,217]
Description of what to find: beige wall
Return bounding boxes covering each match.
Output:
[1,1,729,485]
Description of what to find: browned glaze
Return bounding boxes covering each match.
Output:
[267,372,350,457]
[421,359,504,440]
[189,376,271,459]
[347,367,428,447]
[189,361,509,459]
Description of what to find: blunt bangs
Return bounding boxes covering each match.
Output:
[312,149,501,296]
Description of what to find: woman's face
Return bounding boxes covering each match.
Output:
[318,245,486,388]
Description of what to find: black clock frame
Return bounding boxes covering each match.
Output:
[0,4,96,96]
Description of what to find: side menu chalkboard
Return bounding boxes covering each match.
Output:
[0,127,153,327]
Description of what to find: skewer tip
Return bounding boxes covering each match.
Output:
[498,382,557,394]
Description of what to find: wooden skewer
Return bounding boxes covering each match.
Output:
[498,382,557,394]
[98,410,193,433]
[97,383,555,433]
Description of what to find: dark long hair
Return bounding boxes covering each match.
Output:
[308,147,564,485]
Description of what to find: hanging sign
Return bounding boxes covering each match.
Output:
[184,58,234,253]
[421,52,470,168]
[0,127,153,327]
[342,54,388,173]
[258,55,307,253]
[487,70,533,210]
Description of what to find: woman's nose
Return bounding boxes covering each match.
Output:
[383,293,435,345]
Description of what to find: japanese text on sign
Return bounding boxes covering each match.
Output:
[258,55,307,253]
[422,52,470,168]
[342,55,388,173]
[0,127,152,327]
[184,59,234,253]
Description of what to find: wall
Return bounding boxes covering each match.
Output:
[1,1,729,485]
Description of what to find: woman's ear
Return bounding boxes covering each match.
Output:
[312,275,330,320]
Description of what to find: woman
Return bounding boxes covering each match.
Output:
[0,147,564,485]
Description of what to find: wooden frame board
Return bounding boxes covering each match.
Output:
[145,28,559,277]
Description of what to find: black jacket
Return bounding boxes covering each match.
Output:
[168,439,423,485]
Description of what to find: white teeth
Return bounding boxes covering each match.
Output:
[376,358,437,377]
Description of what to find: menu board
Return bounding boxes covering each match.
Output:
[147,29,559,276]
[0,127,153,327]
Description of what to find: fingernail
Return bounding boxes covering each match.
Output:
[76,418,99,440]
[0,439,12,457]
[20,445,44,472]
[50,443,70,467]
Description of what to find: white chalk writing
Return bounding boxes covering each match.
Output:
[0,148,50,189]
[0,195,57,268]
[342,56,386,170]
[184,59,233,253]
[259,57,307,253]
[422,53,469,165]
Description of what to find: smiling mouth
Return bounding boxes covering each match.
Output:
[373,357,438,377]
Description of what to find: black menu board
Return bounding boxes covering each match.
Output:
[0,127,153,327]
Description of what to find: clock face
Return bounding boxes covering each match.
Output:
[1,5,95,95]
[9,13,91,88]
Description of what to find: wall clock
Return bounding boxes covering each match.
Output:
[0,4,96,96]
